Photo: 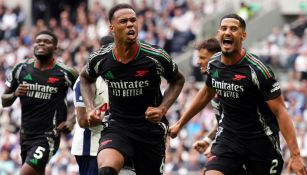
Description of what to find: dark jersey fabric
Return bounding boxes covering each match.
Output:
[206,51,281,141]
[86,41,180,125]
[7,58,78,138]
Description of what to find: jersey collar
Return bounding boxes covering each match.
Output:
[34,58,56,71]
[112,41,140,64]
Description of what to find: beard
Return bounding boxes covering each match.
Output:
[222,50,234,57]
[34,52,53,61]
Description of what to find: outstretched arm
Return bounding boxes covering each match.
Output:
[169,85,216,138]
[145,71,185,123]
[267,96,307,175]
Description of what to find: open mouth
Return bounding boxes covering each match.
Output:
[127,30,135,36]
[222,38,233,48]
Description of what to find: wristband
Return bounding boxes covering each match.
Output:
[13,91,16,97]
[203,136,212,144]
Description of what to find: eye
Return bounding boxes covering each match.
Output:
[120,19,127,24]
[220,26,227,31]
[130,18,137,22]
[44,40,52,44]
[231,27,238,32]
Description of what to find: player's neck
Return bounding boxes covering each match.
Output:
[114,41,139,64]
[35,57,55,71]
[221,48,246,65]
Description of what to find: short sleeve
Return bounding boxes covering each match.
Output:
[155,48,179,82]
[5,64,22,90]
[73,78,85,107]
[255,66,281,101]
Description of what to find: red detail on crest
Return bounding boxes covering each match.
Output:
[47,77,59,83]
[232,74,247,81]
[135,70,149,77]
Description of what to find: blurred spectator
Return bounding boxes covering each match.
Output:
[294,45,307,81]
[1,8,17,39]
[237,2,253,21]
[292,15,307,38]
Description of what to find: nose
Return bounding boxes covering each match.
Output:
[37,41,45,46]
[127,20,135,27]
[224,28,232,35]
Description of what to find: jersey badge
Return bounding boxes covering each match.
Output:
[47,77,59,84]
[232,74,247,81]
[135,70,149,77]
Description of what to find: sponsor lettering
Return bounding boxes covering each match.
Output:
[105,80,149,97]
[212,79,244,99]
[23,82,58,100]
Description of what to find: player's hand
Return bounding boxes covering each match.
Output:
[57,121,74,134]
[87,109,101,127]
[169,122,182,138]
[15,84,29,97]
[204,146,212,158]
[287,155,307,175]
[145,106,165,123]
[193,140,210,154]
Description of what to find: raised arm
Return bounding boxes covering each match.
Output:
[169,85,216,138]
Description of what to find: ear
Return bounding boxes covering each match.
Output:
[241,31,247,41]
[110,25,114,33]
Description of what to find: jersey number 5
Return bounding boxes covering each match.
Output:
[33,146,46,159]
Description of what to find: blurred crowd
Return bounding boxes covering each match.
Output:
[0,0,306,174]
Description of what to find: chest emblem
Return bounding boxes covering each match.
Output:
[135,70,149,77]
[232,74,247,81]
[47,77,59,84]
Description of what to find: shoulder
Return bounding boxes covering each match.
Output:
[88,44,113,63]
[139,41,172,63]
[208,52,222,65]
[244,51,274,79]
[55,59,79,78]
[11,58,34,71]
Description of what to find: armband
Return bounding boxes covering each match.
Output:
[203,136,212,144]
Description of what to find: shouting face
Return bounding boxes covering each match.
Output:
[110,8,138,44]
[217,18,246,57]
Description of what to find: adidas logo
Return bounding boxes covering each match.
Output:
[104,71,115,79]
[24,74,32,81]
[213,70,219,78]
